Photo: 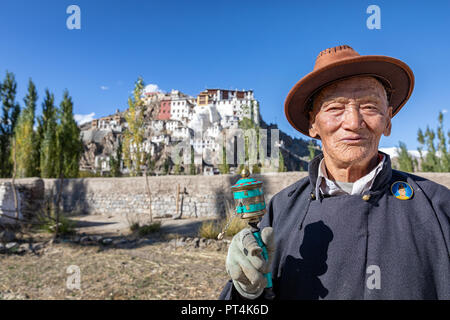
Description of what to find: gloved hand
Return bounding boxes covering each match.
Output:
[225,227,274,299]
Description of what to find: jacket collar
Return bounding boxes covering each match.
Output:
[308,150,393,199]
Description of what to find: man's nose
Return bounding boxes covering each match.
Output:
[342,105,363,131]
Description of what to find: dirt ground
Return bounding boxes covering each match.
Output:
[0,215,230,300]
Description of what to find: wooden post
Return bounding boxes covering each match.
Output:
[144,170,153,223]
[175,183,180,218]
[11,138,19,220]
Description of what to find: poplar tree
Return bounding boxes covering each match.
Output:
[0,71,21,177]
[39,90,58,178]
[396,141,415,172]
[190,145,196,175]
[437,111,450,171]
[308,140,317,161]
[123,77,145,176]
[416,111,450,172]
[278,150,286,172]
[57,90,82,178]
[14,79,38,177]
[110,138,123,177]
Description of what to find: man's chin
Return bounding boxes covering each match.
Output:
[330,146,376,164]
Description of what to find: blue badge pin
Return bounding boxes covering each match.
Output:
[391,181,414,200]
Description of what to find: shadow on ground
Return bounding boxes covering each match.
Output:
[51,215,220,252]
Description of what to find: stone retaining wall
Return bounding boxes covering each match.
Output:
[1,172,450,221]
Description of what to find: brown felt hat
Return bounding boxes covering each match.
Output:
[284,45,415,138]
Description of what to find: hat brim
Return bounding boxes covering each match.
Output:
[284,55,415,138]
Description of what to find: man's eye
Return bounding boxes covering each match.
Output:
[326,105,344,111]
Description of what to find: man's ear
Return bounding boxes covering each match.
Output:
[308,111,320,139]
[383,106,393,137]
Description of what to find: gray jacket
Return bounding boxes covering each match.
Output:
[219,152,450,300]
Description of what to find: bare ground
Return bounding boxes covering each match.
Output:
[0,215,230,300]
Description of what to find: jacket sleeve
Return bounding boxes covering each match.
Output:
[426,182,450,257]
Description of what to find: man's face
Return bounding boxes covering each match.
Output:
[399,188,406,197]
[308,76,392,164]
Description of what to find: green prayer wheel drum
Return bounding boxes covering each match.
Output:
[231,168,266,221]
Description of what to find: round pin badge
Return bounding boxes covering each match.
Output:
[391,181,414,200]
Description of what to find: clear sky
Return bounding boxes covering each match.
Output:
[1,0,449,150]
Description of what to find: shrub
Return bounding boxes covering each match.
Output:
[198,215,247,239]
[198,220,223,239]
[37,209,76,236]
[129,221,161,237]
[137,222,161,237]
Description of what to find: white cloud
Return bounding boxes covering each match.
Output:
[144,84,162,94]
[74,112,96,125]
[442,109,448,114]
[100,86,109,91]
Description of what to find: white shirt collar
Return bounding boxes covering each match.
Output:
[315,153,386,197]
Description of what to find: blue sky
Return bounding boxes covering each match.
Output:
[1,0,449,150]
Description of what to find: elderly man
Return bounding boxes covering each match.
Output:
[219,45,450,300]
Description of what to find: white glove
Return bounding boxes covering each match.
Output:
[225,227,274,299]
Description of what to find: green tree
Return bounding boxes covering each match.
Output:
[110,138,123,177]
[219,133,229,174]
[57,90,82,178]
[123,77,145,176]
[163,157,170,175]
[14,79,38,177]
[189,146,196,175]
[278,150,286,172]
[39,90,58,178]
[238,117,261,172]
[307,140,317,161]
[416,111,450,172]
[0,71,21,177]
[396,141,415,172]
[437,111,450,171]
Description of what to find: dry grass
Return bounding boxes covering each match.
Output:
[198,215,247,239]
[0,240,229,300]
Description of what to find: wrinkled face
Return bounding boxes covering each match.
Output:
[309,76,392,164]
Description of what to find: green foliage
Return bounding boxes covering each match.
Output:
[78,170,102,178]
[416,111,450,172]
[110,138,123,177]
[37,207,76,236]
[219,135,229,174]
[57,90,83,178]
[123,77,145,176]
[174,163,181,175]
[189,146,196,175]
[0,71,21,178]
[138,222,161,236]
[238,117,262,171]
[278,150,286,172]
[163,157,170,175]
[39,90,58,178]
[308,140,317,161]
[130,221,161,237]
[146,152,156,175]
[396,141,415,172]
[14,79,38,177]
